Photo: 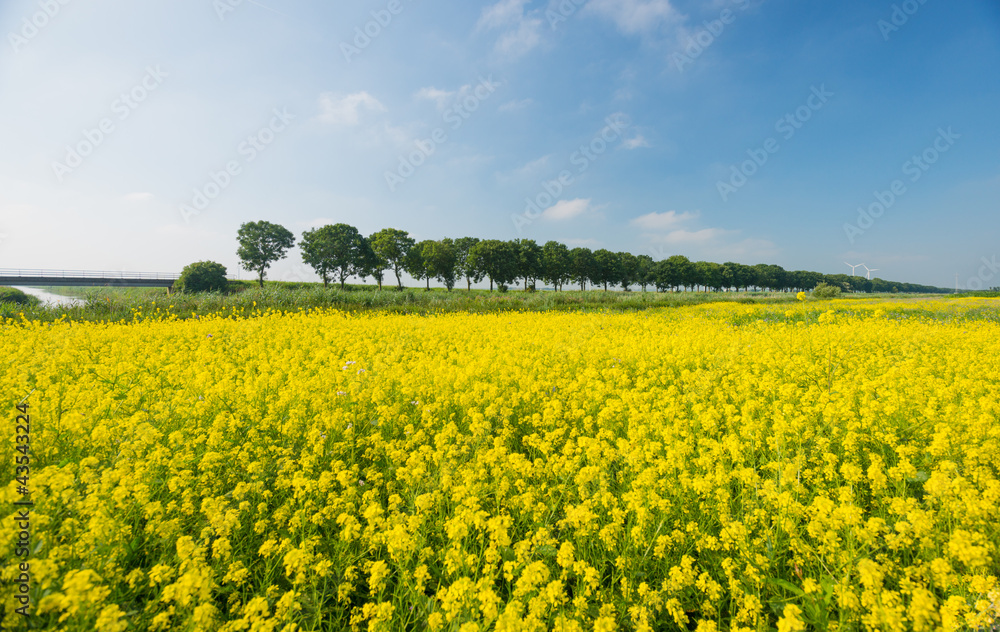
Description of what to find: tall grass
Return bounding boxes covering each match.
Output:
[0,283,966,324]
[0,286,41,306]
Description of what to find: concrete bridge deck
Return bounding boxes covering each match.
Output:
[0,269,179,288]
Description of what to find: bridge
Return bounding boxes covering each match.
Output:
[0,269,180,289]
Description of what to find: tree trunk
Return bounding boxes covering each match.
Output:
[490,278,494,292]
[258,270,265,288]
[426,277,430,291]
[467,277,472,291]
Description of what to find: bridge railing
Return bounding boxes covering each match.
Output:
[0,269,180,280]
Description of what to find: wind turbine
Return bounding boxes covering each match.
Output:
[862,265,879,280]
[844,262,864,277]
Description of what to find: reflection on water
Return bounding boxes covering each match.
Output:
[14,287,86,307]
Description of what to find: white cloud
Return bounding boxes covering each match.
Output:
[541,198,591,221]
[495,18,542,58]
[630,210,698,230]
[499,98,534,111]
[584,0,682,36]
[477,0,543,60]
[122,192,153,203]
[653,227,736,245]
[316,91,385,126]
[414,87,455,109]
[622,134,651,149]
[516,155,551,175]
[495,155,551,183]
[379,123,412,147]
[476,0,530,30]
[636,214,778,261]
[563,237,600,247]
[648,230,778,261]
[714,237,779,260]
[415,79,501,111]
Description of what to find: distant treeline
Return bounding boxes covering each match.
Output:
[232,221,951,294]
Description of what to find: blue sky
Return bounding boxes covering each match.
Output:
[1,0,997,289]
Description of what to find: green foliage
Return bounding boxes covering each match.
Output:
[301,223,372,289]
[812,282,842,299]
[0,287,40,306]
[617,252,639,291]
[655,255,693,291]
[422,239,459,291]
[569,247,595,291]
[361,240,385,290]
[513,238,542,290]
[233,222,955,296]
[405,240,433,290]
[1,285,980,325]
[175,261,228,294]
[467,239,518,291]
[236,221,295,287]
[370,228,415,290]
[591,249,620,291]
[453,237,482,291]
[635,254,654,292]
[541,241,571,290]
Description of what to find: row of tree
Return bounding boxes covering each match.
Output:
[234,221,950,294]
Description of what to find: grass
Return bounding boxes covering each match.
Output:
[0,281,972,324]
[0,286,41,306]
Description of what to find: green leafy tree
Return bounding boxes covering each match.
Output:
[468,240,518,291]
[790,270,823,292]
[617,252,639,291]
[370,228,415,290]
[750,263,788,292]
[300,223,370,289]
[175,261,228,293]
[707,262,725,291]
[693,261,723,292]
[570,247,594,291]
[591,249,620,291]
[541,241,571,291]
[513,239,542,291]
[423,239,459,291]
[635,254,654,292]
[494,241,520,291]
[365,233,388,290]
[453,237,482,291]
[406,240,434,290]
[733,262,755,292]
[722,262,746,291]
[655,255,693,291]
[653,260,670,292]
[236,221,295,288]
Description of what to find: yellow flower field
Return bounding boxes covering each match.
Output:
[2,299,999,631]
